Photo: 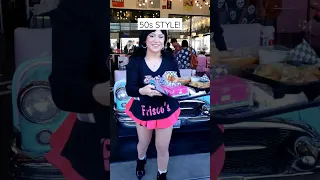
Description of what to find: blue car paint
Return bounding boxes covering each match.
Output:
[12,57,69,157]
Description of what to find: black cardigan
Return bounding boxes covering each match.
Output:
[49,0,109,125]
[126,55,181,97]
[125,55,181,121]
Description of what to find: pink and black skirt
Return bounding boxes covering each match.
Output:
[125,97,180,129]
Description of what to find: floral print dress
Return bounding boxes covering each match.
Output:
[176,47,197,69]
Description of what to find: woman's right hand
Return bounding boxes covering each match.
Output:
[139,85,162,97]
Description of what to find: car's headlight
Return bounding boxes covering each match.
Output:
[293,136,319,171]
[116,87,129,101]
[18,81,59,123]
[201,103,210,115]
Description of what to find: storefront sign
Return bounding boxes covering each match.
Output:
[138,18,183,30]
[183,0,194,11]
[112,0,124,8]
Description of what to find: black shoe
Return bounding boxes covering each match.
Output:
[136,158,146,179]
[157,171,168,180]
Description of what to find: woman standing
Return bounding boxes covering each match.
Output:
[176,40,197,69]
[125,30,181,180]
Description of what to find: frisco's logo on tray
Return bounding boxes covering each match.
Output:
[138,18,182,30]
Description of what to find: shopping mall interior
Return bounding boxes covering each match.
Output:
[110,0,210,55]
[1,0,320,179]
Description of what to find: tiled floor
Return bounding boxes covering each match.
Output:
[111,153,210,180]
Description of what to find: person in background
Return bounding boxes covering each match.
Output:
[176,40,197,69]
[170,38,182,57]
[110,47,114,54]
[124,40,136,54]
[165,42,173,54]
[199,51,206,55]
[116,42,121,53]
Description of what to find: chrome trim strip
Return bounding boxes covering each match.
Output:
[211,101,251,111]
[0,90,11,95]
[225,145,267,152]
[117,116,210,123]
[114,112,127,116]
[113,108,124,112]
[224,122,311,134]
[218,172,315,180]
[180,116,210,122]
[180,99,207,103]
[117,117,135,122]
[245,172,314,179]
[219,176,246,180]
[0,80,12,85]
[181,107,194,110]
[185,176,210,180]
[121,121,136,127]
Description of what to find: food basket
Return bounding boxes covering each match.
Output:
[151,71,210,100]
[186,74,210,93]
[241,61,320,100]
[215,47,259,67]
[186,82,210,93]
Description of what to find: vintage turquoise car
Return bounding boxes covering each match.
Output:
[11,58,69,158]
[9,59,320,179]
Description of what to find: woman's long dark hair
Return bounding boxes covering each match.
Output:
[131,30,173,60]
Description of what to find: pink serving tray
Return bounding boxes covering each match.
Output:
[161,85,189,97]
[211,75,250,106]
